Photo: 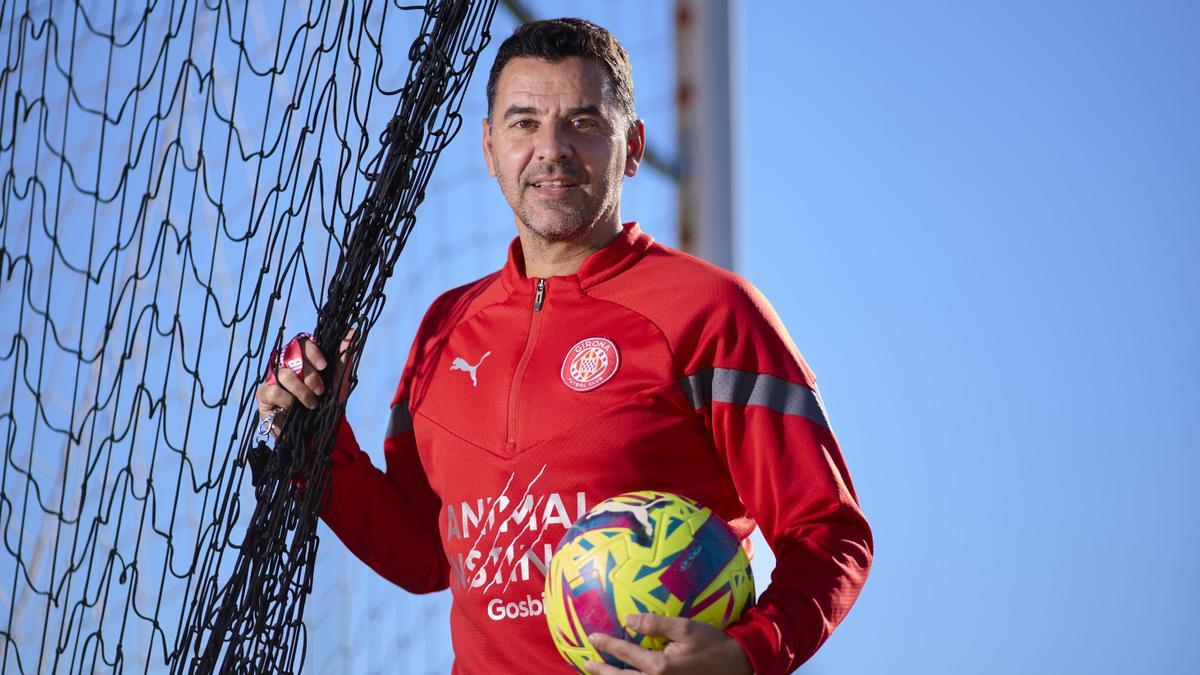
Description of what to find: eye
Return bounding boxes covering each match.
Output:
[571,118,598,131]
[512,119,536,130]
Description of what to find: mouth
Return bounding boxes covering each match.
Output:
[528,178,582,197]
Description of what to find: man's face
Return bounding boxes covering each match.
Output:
[483,56,643,243]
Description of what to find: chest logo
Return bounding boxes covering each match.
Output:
[561,337,619,392]
[450,351,491,387]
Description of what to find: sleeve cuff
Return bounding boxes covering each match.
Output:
[724,598,825,675]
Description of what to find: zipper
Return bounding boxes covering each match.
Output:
[506,278,546,449]
[533,278,546,311]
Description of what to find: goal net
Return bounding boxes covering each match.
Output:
[0,0,684,673]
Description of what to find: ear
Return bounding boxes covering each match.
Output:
[624,119,646,178]
[482,117,497,177]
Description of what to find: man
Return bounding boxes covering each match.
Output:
[257,18,871,675]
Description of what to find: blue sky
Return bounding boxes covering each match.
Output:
[740,2,1199,673]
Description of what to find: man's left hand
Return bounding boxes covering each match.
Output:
[585,613,752,675]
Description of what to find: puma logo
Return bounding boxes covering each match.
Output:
[588,498,672,538]
[450,351,491,387]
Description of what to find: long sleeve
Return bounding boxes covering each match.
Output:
[317,276,497,597]
[319,372,449,594]
[680,280,873,674]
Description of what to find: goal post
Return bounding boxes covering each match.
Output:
[675,0,739,272]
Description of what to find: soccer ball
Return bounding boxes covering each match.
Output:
[544,490,755,672]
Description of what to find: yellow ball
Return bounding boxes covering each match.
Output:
[544,490,755,672]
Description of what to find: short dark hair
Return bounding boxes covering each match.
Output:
[486,18,636,131]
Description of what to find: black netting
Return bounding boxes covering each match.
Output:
[0,1,497,672]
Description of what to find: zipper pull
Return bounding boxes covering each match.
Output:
[534,278,546,311]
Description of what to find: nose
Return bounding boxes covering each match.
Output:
[533,122,571,162]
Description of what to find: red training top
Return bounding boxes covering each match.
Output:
[321,223,872,674]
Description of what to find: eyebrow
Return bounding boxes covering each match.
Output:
[503,105,539,119]
[566,105,603,117]
[501,104,605,119]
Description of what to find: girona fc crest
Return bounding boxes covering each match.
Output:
[561,337,619,392]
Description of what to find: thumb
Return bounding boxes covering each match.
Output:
[332,328,357,405]
[337,328,357,368]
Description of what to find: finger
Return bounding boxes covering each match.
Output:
[255,383,296,416]
[337,328,357,367]
[583,659,642,675]
[277,365,320,409]
[302,367,326,398]
[329,329,357,405]
[588,633,660,673]
[301,337,328,371]
[626,614,701,644]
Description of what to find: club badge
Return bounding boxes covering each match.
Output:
[561,337,619,392]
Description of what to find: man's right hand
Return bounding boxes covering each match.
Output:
[255,330,356,437]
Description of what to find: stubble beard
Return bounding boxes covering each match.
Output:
[517,196,594,243]
[497,165,618,244]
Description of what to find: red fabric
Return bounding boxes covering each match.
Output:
[320,224,872,674]
[263,332,314,385]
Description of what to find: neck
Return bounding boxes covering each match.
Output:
[518,219,623,278]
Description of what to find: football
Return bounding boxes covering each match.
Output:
[544,490,755,672]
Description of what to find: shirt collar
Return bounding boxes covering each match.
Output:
[499,222,654,292]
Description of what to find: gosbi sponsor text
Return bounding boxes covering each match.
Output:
[487,592,546,621]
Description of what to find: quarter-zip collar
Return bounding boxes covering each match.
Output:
[498,222,654,295]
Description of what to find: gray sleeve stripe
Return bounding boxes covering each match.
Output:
[386,400,413,439]
[679,368,830,429]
